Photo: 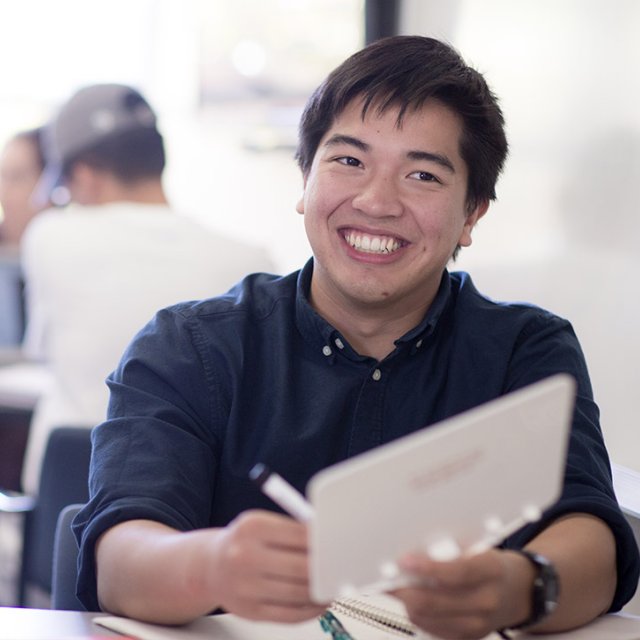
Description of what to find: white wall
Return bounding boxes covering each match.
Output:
[400,0,640,470]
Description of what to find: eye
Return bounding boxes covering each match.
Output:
[409,170,440,183]
[335,156,362,168]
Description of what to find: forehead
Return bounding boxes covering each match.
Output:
[324,97,464,151]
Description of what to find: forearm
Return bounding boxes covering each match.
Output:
[520,513,617,633]
[95,511,323,625]
[96,519,223,624]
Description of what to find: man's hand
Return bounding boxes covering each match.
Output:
[206,510,327,621]
[391,515,617,639]
[391,548,531,640]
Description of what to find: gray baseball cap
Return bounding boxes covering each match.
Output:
[34,83,158,205]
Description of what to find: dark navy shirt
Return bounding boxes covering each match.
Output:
[74,260,639,611]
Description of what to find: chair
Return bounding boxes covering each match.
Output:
[51,503,86,610]
[0,426,92,606]
[0,406,32,492]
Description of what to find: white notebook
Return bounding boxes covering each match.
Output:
[308,374,576,602]
[91,602,640,640]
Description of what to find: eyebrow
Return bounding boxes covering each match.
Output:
[323,134,456,173]
[407,150,455,174]
[323,134,369,152]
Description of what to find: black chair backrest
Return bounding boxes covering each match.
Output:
[51,503,86,610]
[19,427,92,603]
[0,252,26,347]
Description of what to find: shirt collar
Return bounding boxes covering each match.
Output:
[394,271,452,348]
[295,259,362,363]
[294,259,453,361]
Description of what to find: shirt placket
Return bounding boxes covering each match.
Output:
[346,363,388,456]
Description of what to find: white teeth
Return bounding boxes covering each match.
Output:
[345,232,401,254]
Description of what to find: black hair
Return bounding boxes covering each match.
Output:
[62,127,165,183]
[295,35,508,211]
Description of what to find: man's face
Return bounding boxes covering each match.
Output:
[0,137,43,242]
[297,97,488,317]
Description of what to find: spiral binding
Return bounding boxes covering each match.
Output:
[331,597,417,637]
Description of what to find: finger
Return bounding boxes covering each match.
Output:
[218,559,324,617]
[226,533,310,582]
[396,581,500,619]
[232,571,317,606]
[398,550,502,589]
[396,582,502,639]
[261,549,312,582]
[232,510,310,551]
[394,586,471,619]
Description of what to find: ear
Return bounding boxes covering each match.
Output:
[458,199,489,248]
[295,173,308,215]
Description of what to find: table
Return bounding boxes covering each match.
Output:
[2,607,640,640]
[0,608,118,639]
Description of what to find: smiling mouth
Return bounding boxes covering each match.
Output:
[344,231,402,254]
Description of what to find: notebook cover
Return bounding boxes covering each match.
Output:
[308,374,576,602]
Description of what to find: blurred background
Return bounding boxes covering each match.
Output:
[0,0,638,462]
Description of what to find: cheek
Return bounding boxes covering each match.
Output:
[303,178,340,221]
[415,211,448,240]
[415,207,467,249]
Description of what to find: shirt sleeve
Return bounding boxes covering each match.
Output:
[501,311,640,612]
[72,305,223,611]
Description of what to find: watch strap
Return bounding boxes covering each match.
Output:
[506,549,560,631]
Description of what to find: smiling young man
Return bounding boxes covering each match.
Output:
[74,37,639,639]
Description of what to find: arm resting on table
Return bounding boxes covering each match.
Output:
[96,519,226,624]
[95,511,324,625]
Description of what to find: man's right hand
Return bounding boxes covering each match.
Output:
[205,509,327,621]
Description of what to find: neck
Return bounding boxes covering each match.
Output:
[83,177,169,206]
[104,179,168,205]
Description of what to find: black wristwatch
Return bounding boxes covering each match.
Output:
[509,550,560,630]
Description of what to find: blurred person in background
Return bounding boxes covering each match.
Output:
[0,127,49,247]
[18,83,275,495]
[0,127,50,348]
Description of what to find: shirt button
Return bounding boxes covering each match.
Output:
[372,368,382,381]
[322,345,333,356]
[416,339,423,348]
[334,337,345,350]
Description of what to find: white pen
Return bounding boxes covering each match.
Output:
[250,463,315,522]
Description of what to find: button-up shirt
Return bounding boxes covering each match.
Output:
[74,259,639,611]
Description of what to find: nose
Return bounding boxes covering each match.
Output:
[351,172,404,218]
